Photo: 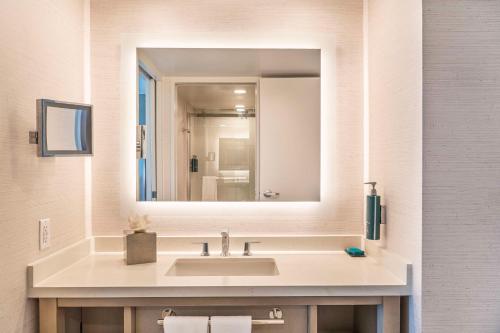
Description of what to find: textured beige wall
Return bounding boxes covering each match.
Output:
[367,0,422,332]
[0,0,86,332]
[423,1,500,332]
[90,0,364,235]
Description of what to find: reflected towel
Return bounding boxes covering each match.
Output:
[163,316,208,333]
[210,316,252,333]
[202,176,218,201]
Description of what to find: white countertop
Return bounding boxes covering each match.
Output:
[29,250,410,298]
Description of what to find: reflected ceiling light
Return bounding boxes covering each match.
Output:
[235,104,245,108]
[236,108,246,113]
[234,89,247,95]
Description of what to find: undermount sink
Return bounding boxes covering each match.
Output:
[166,257,279,276]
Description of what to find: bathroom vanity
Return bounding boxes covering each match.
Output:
[27,43,410,333]
[29,235,410,333]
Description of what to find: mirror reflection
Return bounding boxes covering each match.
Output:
[46,107,89,151]
[136,48,320,202]
[177,83,257,201]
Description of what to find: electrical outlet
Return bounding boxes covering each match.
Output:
[39,218,50,250]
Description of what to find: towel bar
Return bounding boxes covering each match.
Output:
[157,307,285,326]
[157,318,285,326]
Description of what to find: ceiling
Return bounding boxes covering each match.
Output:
[139,48,320,77]
[177,83,256,113]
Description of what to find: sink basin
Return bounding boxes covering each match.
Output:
[166,257,279,276]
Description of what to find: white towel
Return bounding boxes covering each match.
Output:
[202,176,218,201]
[163,316,209,333]
[210,316,252,333]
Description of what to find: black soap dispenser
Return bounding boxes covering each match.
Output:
[364,182,381,240]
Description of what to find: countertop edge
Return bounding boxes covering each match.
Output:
[28,285,411,298]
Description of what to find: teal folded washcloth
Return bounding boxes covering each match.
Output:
[345,247,365,257]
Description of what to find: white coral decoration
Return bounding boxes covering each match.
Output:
[128,214,151,232]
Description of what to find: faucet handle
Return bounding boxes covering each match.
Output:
[193,242,209,256]
[243,241,261,256]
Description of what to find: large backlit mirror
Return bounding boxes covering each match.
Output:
[136,48,320,201]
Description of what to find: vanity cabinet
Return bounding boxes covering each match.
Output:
[31,238,408,333]
[43,296,400,333]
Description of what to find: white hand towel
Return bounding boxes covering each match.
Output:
[202,176,218,201]
[163,316,209,333]
[210,316,252,333]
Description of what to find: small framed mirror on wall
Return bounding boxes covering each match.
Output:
[31,99,93,157]
[136,48,320,202]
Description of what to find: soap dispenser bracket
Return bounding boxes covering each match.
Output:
[381,205,386,224]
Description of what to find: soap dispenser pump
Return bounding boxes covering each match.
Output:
[364,182,381,240]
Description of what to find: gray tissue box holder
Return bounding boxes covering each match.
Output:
[124,231,157,265]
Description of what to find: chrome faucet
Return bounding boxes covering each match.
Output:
[221,230,230,256]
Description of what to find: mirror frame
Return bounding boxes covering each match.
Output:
[36,99,93,157]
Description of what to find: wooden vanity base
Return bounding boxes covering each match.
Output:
[40,296,400,333]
